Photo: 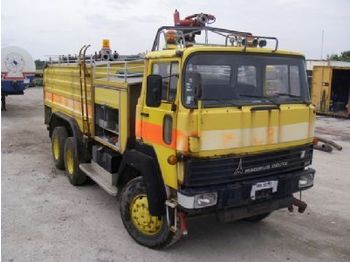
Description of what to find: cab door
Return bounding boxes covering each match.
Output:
[140,59,180,189]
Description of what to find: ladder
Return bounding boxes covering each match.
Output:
[78,45,91,136]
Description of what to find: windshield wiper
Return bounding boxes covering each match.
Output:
[239,94,264,98]
[202,99,241,107]
[239,94,279,105]
[269,93,308,104]
[274,93,301,98]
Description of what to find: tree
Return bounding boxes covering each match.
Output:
[328,51,350,62]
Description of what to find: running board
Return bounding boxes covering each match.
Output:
[79,161,118,196]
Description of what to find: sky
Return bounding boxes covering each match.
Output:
[1,0,350,60]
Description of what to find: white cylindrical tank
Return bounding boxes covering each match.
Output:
[1,46,36,98]
[1,46,35,81]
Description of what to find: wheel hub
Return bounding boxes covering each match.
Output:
[53,137,60,160]
[130,195,162,235]
[66,148,74,175]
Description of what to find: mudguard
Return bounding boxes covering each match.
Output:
[118,149,167,216]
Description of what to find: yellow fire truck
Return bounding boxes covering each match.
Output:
[44,11,316,248]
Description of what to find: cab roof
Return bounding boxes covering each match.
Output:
[146,46,305,60]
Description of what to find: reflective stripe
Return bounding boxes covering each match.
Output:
[44,91,92,118]
[200,122,311,151]
[137,119,190,151]
[140,120,177,148]
[138,119,312,152]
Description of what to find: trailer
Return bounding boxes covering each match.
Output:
[1,46,36,110]
[307,60,350,118]
[44,11,316,248]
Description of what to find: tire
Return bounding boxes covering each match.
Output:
[120,177,182,249]
[64,137,87,186]
[243,212,271,222]
[51,126,68,170]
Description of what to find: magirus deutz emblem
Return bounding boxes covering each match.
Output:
[233,158,244,175]
[233,157,289,176]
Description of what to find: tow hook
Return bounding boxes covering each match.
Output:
[165,199,188,236]
[179,211,188,236]
[288,197,307,213]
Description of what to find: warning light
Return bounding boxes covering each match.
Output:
[166,31,177,44]
[102,39,110,49]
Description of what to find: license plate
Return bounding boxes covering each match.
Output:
[24,78,30,84]
[250,180,278,200]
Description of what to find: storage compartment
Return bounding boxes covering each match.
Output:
[95,104,119,148]
[95,105,119,132]
[92,145,122,173]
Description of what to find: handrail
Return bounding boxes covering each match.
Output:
[45,56,143,66]
[79,45,91,136]
[78,45,86,135]
[97,65,145,83]
[151,25,279,52]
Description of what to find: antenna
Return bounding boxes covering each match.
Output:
[320,29,324,60]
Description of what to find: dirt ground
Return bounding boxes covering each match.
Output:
[2,87,350,262]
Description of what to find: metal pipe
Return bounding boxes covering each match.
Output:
[289,197,307,213]
[314,143,333,152]
[315,136,342,151]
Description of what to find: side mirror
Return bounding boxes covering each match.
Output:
[146,74,162,107]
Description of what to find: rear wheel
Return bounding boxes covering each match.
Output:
[64,137,87,186]
[120,177,181,249]
[244,212,271,222]
[51,127,68,170]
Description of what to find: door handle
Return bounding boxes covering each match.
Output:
[140,112,149,117]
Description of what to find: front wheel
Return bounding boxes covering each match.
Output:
[119,177,181,249]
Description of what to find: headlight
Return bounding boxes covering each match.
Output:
[299,171,315,189]
[177,192,218,209]
[194,193,218,208]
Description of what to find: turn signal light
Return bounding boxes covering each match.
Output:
[167,155,178,165]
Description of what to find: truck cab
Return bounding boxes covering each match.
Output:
[132,25,315,244]
[138,33,315,196]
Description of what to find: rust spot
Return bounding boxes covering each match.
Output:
[267,127,276,144]
[223,133,235,145]
[253,137,263,146]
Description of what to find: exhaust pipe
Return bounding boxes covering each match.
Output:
[288,197,307,213]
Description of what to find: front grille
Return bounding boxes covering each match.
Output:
[183,145,313,187]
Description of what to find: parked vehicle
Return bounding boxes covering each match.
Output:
[307,60,350,118]
[43,11,316,248]
[1,46,35,110]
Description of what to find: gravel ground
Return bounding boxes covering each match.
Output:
[2,88,350,262]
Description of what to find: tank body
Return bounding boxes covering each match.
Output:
[1,46,36,95]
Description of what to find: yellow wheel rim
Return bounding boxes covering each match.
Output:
[53,137,60,160]
[66,148,74,175]
[130,194,163,235]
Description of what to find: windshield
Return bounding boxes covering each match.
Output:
[182,53,310,108]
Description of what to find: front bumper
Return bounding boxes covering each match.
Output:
[177,168,315,219]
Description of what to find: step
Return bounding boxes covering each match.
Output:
[79,161,118,196]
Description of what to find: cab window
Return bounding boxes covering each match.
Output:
[152,62,178,102]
